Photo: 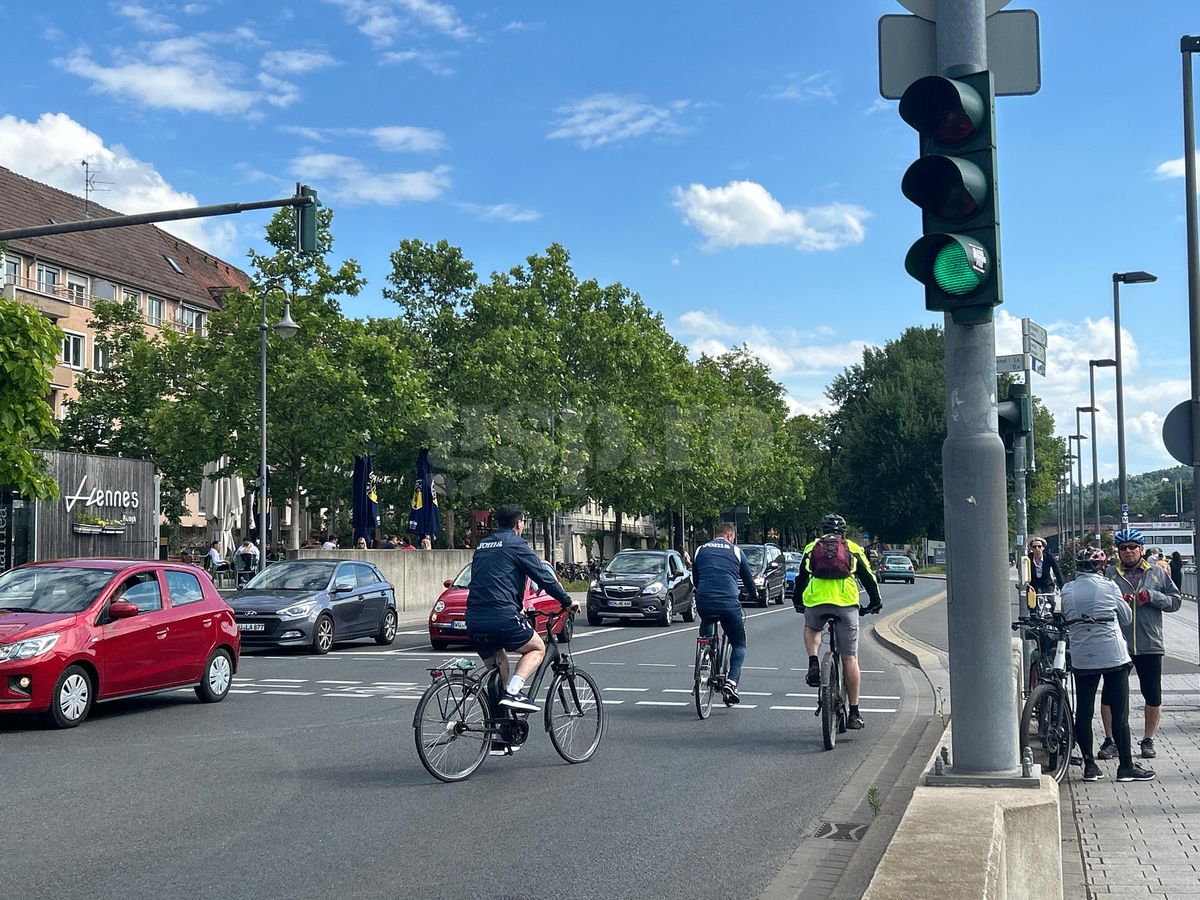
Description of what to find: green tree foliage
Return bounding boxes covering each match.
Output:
[0,296,61,498]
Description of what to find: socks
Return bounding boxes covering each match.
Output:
[506,674,526,695]
[808,655,819,668]
[850,705,860,716]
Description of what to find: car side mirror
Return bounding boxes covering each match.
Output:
[443,579,453,588]
[109,601,139,620]
[333,582,355,593]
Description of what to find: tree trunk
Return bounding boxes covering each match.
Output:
[290,488,301,551]
[613,508,622,555]
[543,515,552,561]
[444,500,456,548]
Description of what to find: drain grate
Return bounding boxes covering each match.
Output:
[813,821,869,842]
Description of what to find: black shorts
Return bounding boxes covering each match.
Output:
[1132,654,1163,707]
[467,611,535,658]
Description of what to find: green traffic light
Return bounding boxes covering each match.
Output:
[933,241,984,295]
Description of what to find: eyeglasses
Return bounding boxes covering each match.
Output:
[1117,544,1141,551]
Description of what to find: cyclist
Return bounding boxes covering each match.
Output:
[692,522,757,704]
[1063,546,1153,782]
[466,503,576,720]
[1093,527,1181,762]
[794,514,882,730]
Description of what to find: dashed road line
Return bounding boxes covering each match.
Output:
[636,701,687,707]
[262,690,315,696]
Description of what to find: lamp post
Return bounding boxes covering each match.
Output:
[1113,271,1157,525]
[1077,407,1098,543]
[1089,359,1117,543]
[259,282,299,571]
[1068,440,1085,547]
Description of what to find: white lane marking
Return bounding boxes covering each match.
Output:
[637,663,676,667]
[604,699,626,705]
[739,691,772,696]
[372,682,418,687]
[328,694,370,698]
[635,701,687,707]
[771,705,815,711]
[317,680,362,685]
[732,704,758,709]
[741,666,778,671]
[769,705,897,713]
[784,693,900,700]
[604,687,649,692]
[592,661,625,666]
[574,606,788,656]
[258,678,308,683]
[397,630,427,635]
[262,690,315,696]
[229,689,258,694]
[663,689,694,694]
[383,695,422,700]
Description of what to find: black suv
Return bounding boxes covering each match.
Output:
[586,550,695,627]
[737,543,786,607]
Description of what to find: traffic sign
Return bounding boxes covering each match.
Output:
[896,0,1011,19]
[1023,319,1047,346]
[1031,357,1046,377]
[996,353,1026,374]
[1162,400,1196,466]
[1022,334,1047,363]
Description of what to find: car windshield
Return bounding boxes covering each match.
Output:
[739,546,765,568]
[0,566,118,614]
[451,564,472,588]
[245,561,335,591]
[605,553,666,575]
[785,552,804,573]
[885,557,911,566]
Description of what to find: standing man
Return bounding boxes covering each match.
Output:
[692,522,757,704]
[1095,527,1182,761]
[794,514,883,730]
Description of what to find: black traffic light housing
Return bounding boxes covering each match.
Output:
[296,184,319,253]
[899,70,1002,325]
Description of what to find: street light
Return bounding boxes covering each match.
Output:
[1077,407,1098,543]
[1063,451,1077,546]
[1089,358,1117,543]
[1113,270,1157,525]
[1069,438,1087,546]
[259,282,299,570]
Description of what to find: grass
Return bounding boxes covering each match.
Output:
[563,579,591,592]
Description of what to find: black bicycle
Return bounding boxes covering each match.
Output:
[693,621,735,719]
[413,609,605,783]
[816,607,878,750]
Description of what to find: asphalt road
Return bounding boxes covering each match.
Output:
[3,579,946,900]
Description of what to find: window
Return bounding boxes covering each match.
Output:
[92,278,116,302]
[178,305,205,335]
[4,254,21,284]
[165,570,205,606]
[37,263,60,294]
[117,573,162,613]
[164,255,184,275]
[146,295,165,326]
[66,272,89,305]
[350,563,380,587]
[62,332,85,369]
[93,343,110,371]
[123,288,141,312]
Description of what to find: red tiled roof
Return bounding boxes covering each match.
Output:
[0,165,250,311]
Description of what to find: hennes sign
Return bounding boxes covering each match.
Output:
[63,475,141,514]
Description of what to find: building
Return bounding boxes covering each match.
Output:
[0,164,251,535]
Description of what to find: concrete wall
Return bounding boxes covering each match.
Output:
[297,549,473,614]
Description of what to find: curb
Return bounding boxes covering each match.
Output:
[870,591,946,673]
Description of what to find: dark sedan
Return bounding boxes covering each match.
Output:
[737,544,786,607]
[226,559,398,654]
[586,550,695,627]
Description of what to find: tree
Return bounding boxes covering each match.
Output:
[0,296,61,498]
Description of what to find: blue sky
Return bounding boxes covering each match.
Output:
[2,0,1198,481]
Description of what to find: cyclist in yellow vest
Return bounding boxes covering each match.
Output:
[794,514,883,730]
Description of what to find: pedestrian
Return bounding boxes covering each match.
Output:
[321,536,337,550]
[382,534,397,549]
[1094,527,1183,762]
[1169,551,1184,591]
[399,535,416,550]
[355,536,368,550]
[420,534,432,550]
[1062,546,1154,782]
[1026,538,1064,595]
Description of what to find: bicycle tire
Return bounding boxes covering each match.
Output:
[1019,682,1072,783]
[413,675,490,783]
[545,669,605,763]
[721,638,734,707]
[694,642,715,719]
[820,650,837,751]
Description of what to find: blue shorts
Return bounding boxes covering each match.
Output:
[466,610,535,658]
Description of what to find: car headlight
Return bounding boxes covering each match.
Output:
[0,633,60,662]
[641,582,664,595]
[276,600,319,618]
[589,580,599,591]
[433,600,446,613]
[754,576,765,586]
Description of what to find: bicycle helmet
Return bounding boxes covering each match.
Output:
[1075,546,1108,573]
[819,513,847,535]
[1112,527,1144,547]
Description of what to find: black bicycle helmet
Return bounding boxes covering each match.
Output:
[819,513,847,535]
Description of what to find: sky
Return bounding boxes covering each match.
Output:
[1,0,1198,483]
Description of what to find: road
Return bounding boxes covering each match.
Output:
[2,579,945,900]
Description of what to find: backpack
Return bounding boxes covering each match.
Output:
[809,534,853,579]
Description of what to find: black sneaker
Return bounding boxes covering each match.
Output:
[846,713,865,730]
[499,690,540,712]
[1082,760,1103,781]
[805,665,821,688]
[1139,738,1156,759]
[1116,763,1156,782]
[723,681,741,704]
[1096,738,1117,761]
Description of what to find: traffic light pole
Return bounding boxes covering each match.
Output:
[936,0,1020,776]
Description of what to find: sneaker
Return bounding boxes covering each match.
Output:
[846,713,865,730]
[1116,763,1156,782]
[1139,738,1156,759]
[723,681,741,704]
[499,690,540,712]
[1096,738,1117,761]
[1082,760,1103,781]
[489,740,511,756]
[805,665,821,688]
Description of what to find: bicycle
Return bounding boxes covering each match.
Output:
[412,609,605,783]
[693,620,735,719]
[815,607,878,751]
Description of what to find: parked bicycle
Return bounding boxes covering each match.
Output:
[693,621,734,719]
[412,609,605,783]
[815,607,879,750]
[1020,591,1061,691]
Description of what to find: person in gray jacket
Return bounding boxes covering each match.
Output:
[1062,547,1154,782]
[1094,527,1183,762]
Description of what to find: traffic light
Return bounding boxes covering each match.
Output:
[296,184,319,253]
[997,381,1032,456]
[899,70,1001,325]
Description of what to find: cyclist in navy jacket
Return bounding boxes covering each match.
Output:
[692,522,757,703]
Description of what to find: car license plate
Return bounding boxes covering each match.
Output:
[238,623,265,632]
[610,600,633,608]
[450,620,467,630]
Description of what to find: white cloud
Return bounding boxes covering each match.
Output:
[864,97,891,115]
[1154,152,1200,181]
[379,48,455,75]
[456,202,540,223]
[256,72,301,108]
[673,180,869,252]
[0,112,239,256]
[293,153,450,204]
[369,125,446,152]
[678,310,736,338]
[325,0,472,46]
[548,94,692,149]
[113,2,179,35]
[503,20,542,32]
[768,71,838,103]
[260,49,339,75]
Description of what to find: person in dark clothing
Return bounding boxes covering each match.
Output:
[466,503,576,715]
[692,521,757,704]
[1169,551,1184,591]
[1027,539,1064,594]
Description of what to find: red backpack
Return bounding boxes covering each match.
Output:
[809,534,853,579]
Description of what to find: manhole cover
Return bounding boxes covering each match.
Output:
[813,821,869,842]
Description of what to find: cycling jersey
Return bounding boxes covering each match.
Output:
[692,538,757,609]
[466,528,571,619]
[796,536,881,608]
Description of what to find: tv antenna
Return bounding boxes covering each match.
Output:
[81,159,112,217]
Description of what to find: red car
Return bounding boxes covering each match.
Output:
[0,559,240,729]
[428,562,572,651]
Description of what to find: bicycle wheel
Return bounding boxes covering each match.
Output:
[820,651,838,751]
[720,638,734,707]
[694,642,715,719]
[545,669,605,763]
[1019,682,1072,783]
[413,675,491,783]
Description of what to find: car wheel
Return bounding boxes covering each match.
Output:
[658,600,672,627]
[775,583,785,605]
[195,649,233,703]
[375,609,398,645]
[587,610,602,626]
[757,590,769,608]
[682,595,696,623]
[908,578,915,584]
[430,639,450,651]
[312,614,335,655]
[46,665,93,729]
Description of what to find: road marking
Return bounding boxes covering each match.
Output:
[741,666,779,671]
[573,606,788,656]
[372,682,418,687]
[258,678,308,683]
[592,661,625,666]
[383,695,421,700]
[317,680,362,685]
[663,689,694,694]
[635,701,687,707]
[769,705,897,713]
[637,663,676,667]
[604,687,649,692]
[262,690,315,696]
[328,694,370,698]
[732,704,758,709]
[783,693,900,700]
[604,699,625,705]
[229,689,258,694]
[739,691,772,696]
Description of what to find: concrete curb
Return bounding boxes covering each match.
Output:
[870,591,947,673]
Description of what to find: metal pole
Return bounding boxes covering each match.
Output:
[935,0,1017,775]
[1076,412,1087,544]
[1067,449,1076,548]
[1090,370,1101,543]
[1113,276,1129,526]
[1180,37,1200,681]
[259,291,269,575]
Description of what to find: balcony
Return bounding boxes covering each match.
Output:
[50,363,76,389]
[4,277,77,320]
